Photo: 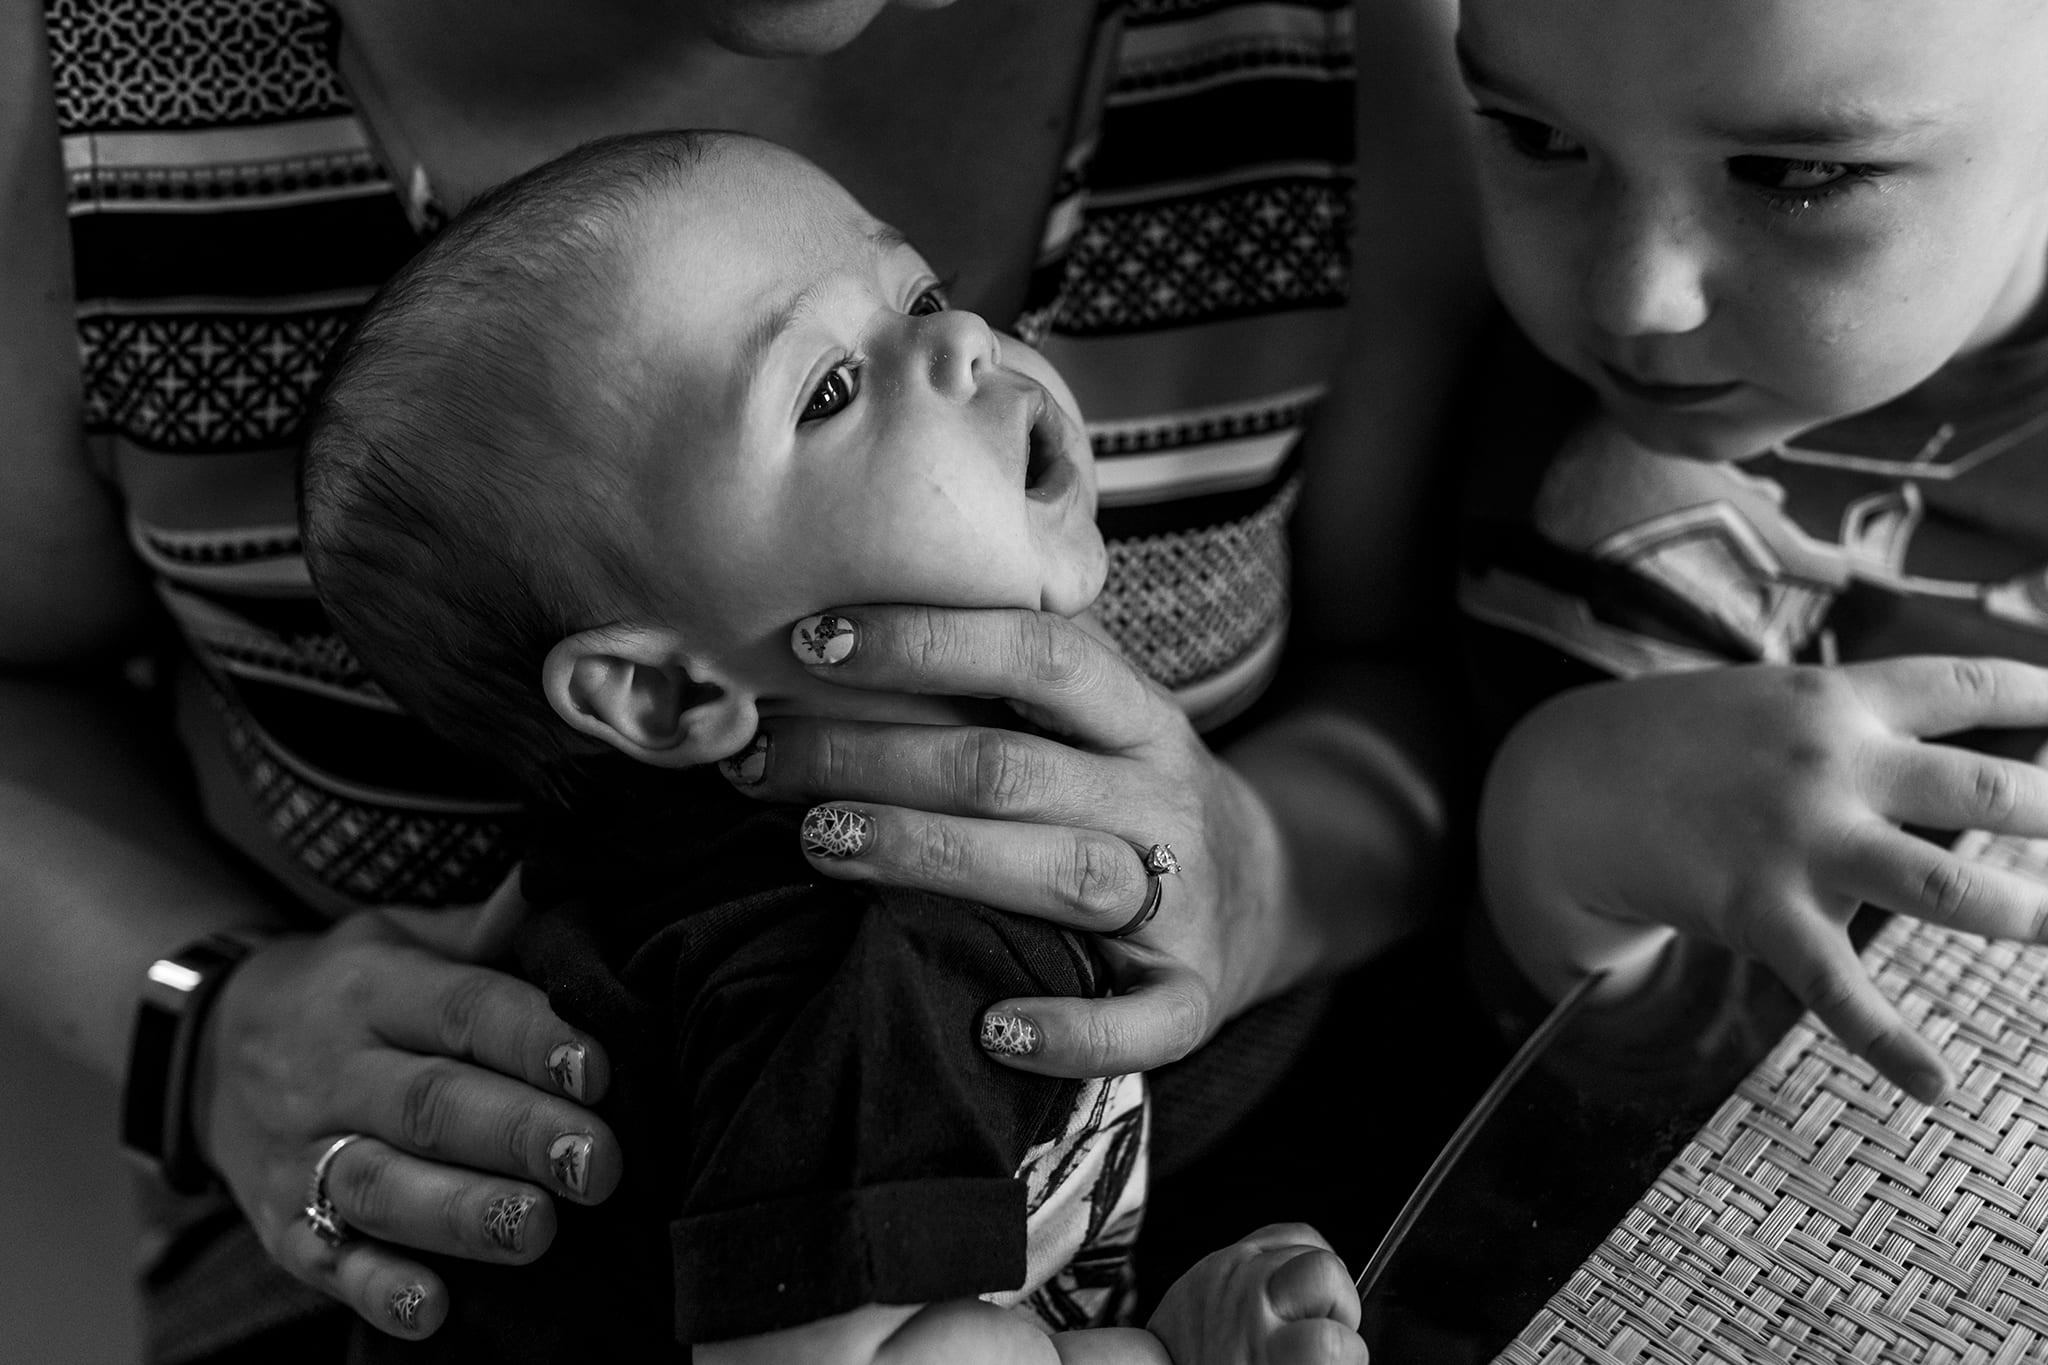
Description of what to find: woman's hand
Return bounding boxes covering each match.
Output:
[193,889,620,1339]
[722,606,1294,1079]
[1483,657,2048,1104]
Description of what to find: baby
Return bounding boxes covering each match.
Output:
[1457,0,2048,1099]
[301,131,1362,1363]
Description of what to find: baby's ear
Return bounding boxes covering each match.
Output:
[542,625,759,769]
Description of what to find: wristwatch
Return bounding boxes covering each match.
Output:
[120,932,266,1193]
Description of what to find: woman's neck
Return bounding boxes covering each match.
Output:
[329,0,1099,320]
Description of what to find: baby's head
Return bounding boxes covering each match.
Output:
[1460,0,2048,460]
[303,131,1102,798]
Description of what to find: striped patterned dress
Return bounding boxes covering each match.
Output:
[52,0,1355,915]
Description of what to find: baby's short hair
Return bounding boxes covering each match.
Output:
[302,130,717,800]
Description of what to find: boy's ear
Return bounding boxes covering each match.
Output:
[542,625,759,769]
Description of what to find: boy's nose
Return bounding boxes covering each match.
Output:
[918,308,999,398]
[1582,196,1711,339]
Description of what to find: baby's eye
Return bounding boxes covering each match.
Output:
[802,362,860,423]
[908,284,950,317]
[1478,111,1586,163]
[1728,157,1852,193]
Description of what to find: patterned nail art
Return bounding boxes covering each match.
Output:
[482,1193,537,1253]
[546,1042,586,1100]
[801,806,873,859]
[550,1133,593,1196]
[390,1283,427,1332]
[980,1012,1042,1056]
[721,733,769,787]
[791,613,858,665]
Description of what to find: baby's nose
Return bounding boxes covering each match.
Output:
[922,309,999,397]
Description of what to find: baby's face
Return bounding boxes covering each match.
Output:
[618,141,1104,682]
[1461,0,2048,460]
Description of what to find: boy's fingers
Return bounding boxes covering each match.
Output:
[1842,824,2048,941]
[979,972,1212,1078]
[1873,744,2048,838]
[1233,1222,1335,1256]
[1758,911,1949,1103]
[1848,656,2048,738]
[1266,1247,1361,1329]
[1266,1318,1371,1365]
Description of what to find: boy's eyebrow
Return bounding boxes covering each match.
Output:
[1701,107,1946,148]
[1453,32,1528,101]
[1457,28,1944,150]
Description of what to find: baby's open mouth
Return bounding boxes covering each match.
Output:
[1023,389,1077,502]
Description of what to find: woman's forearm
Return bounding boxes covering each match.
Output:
[0,672,286,1077]
[1225,657,1450,1001]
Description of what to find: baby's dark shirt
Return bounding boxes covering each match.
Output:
[368,763,1111,1361]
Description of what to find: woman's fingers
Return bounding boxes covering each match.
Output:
[311,1133,558,1262]
[797,804,1157,931]
[1870,741,2048,838]
[338,1050,620,1204]
[735,715,1129,826]
[784,606,1174,749]
[1848,656,2048,738]
[1748,900,1949,1101]
[359,943,611,1106]
[277,1224,447,1340]
[980,967,1212,1077]
[1840,824,2048,941]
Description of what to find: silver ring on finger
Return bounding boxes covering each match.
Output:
[1103,842,1180,939]
[304,1132,369,1248]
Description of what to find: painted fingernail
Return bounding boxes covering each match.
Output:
[721,733,768,787]
[546,1041,587,1100]
[792,613,858,665]
[980,1011,1042,1056]
[550,1132,593,1196]
[801,805,873,858]
[483,1192,537,1253]
[389,1283,427,1332]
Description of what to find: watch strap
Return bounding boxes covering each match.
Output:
[121,931,266,1193]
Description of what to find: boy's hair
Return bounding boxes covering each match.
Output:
[302,130,717,801]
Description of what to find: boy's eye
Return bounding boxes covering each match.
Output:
[1726,156,1888,214]
[802,362,860,423]
[1478,110,1586,163]
[908,284,950,317]
[1728,157,1851,193]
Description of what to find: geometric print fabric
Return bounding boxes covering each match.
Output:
[1097,478,1299,689]
[46,0,347,132]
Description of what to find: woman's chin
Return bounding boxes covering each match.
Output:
[701,0,932,56]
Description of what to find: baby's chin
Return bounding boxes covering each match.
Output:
[1039,534,1109,618]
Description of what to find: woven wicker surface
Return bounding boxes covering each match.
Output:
[1497,833,2048,1365]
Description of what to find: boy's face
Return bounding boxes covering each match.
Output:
[1461,0,2048,460]
[621,141,1104,680]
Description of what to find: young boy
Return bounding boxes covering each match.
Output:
[301,130,1363,1363]
[1456,0,2048,1100]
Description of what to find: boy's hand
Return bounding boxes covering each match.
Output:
[1483,658,2048,1103]
[1147,1223,1367,1365]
